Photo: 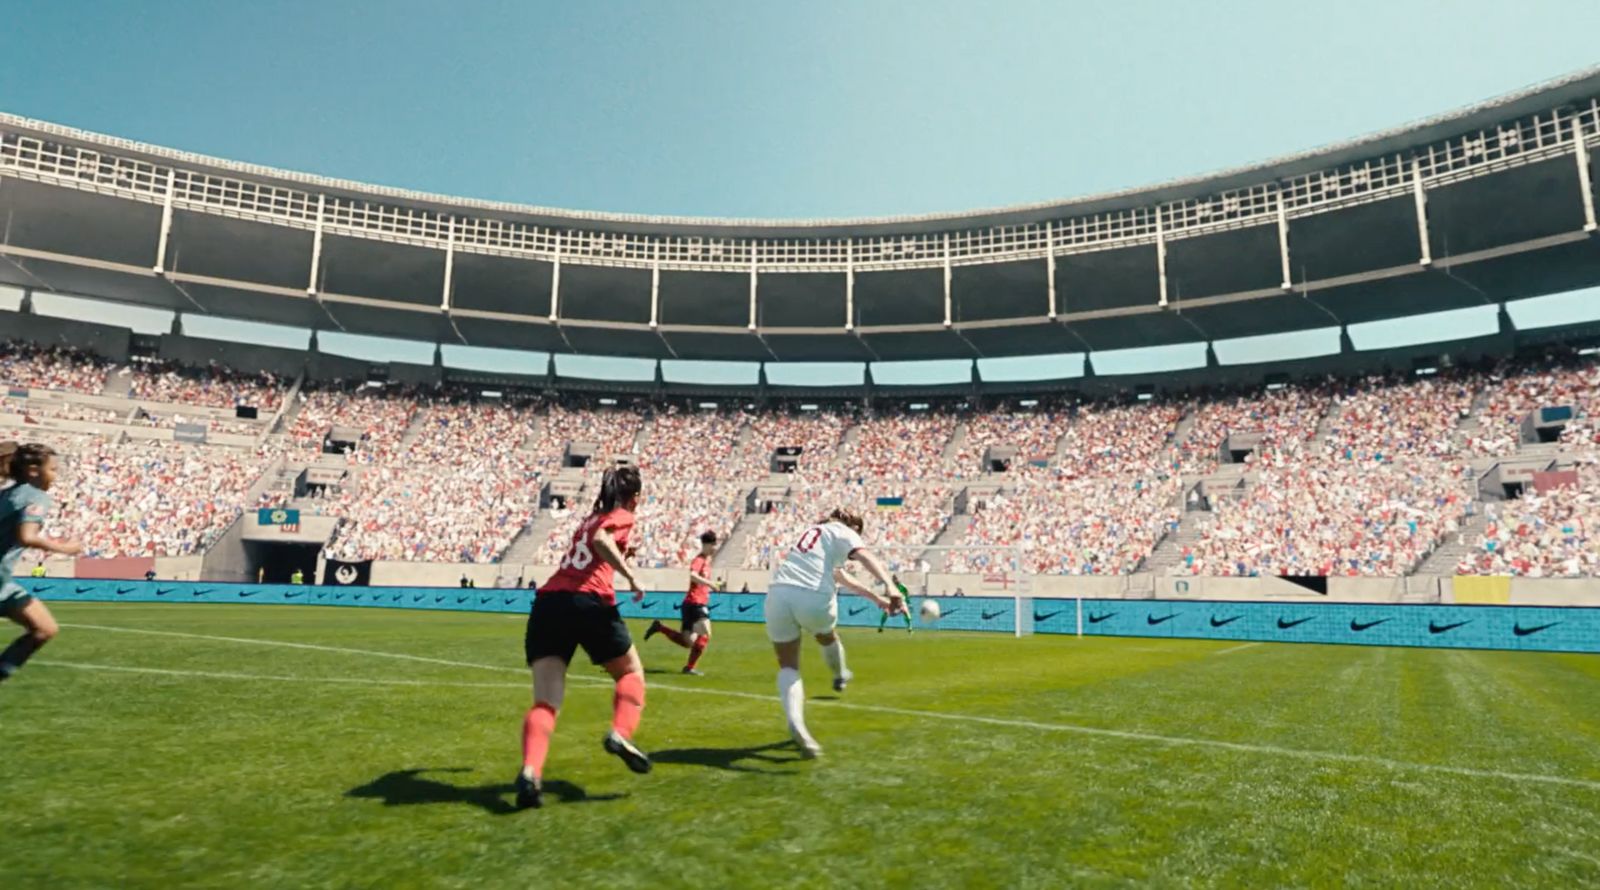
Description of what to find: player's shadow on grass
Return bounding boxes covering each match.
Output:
[649,741,804,775]
[346,768,625,815]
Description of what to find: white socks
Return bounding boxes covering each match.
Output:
[777,667,811,741]
[820,639,848,681]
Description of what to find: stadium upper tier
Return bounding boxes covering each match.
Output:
[3,337,1597,579]
[3,69,1600,363]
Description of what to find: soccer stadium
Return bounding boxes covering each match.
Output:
[3,7,1600,888]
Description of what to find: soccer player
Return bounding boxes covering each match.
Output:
[765,508,902,758]
[0,442,84,685]
[878,573,914,634]
[644,530,717,675]
[514,466,651,810]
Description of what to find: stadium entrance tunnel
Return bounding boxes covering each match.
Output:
[243,541,322,585]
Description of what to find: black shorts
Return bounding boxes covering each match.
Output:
[680,602,710,633]
[524,593,634,666]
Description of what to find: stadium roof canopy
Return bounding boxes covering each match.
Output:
[2,67,1600,365]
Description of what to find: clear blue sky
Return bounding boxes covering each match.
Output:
[3,1,1599,381]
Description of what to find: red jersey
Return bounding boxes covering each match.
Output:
[685,554,712,606]
[540,508,635,605]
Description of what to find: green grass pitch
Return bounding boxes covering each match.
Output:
[2,602,1599,888]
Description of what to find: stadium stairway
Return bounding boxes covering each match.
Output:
[1170,408,1198,449]
[501,510,561,565]
[1312,400,1341,447]
[100,367,133,399]
[1413,508,1492,576]
[713,504,760,570]
[940,421,969,468]
[1142,509,1208,575]
[517,414,544,452]
[920,511,973,572]
[394,409,431,453]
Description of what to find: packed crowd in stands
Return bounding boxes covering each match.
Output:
[734,407,850,476]
[955,406,1066,471]
[127,359,284,412]
[324,394,542,563]
[6,335,1600,578]
[1,340,111,393]
[1457,458,1600,577]
[288,383,421,463]
[950,466,1182,575]
[1177,458,1473,576]
[1322,374,1475,461]
[20,431,267,558]
[843,409,958,481]
[1177,384,1331,470]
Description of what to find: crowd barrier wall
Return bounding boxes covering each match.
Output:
[18,580,1599,653]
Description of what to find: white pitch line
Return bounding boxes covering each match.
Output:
[37,661,528,690]
[1214,642,1262,656]
[55,622,1600,793]
[59,622,527,674]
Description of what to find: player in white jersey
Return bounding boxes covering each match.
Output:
[765,507,901,758]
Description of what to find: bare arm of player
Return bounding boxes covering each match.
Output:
[832,567,891,610]
[592,526,646,602]
[849,548,904,614]
[16,524,83,557]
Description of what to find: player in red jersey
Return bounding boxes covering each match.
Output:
[644,530,719,675]
[514,466,651,810]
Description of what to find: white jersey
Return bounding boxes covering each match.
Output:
[769,521,865,597]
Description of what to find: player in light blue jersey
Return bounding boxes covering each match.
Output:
[1,442,84,684]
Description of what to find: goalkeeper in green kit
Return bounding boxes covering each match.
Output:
[878,574,914,634]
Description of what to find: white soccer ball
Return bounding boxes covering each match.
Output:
[920,599,941,621]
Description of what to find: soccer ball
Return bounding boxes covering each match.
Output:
[920,600,941,621]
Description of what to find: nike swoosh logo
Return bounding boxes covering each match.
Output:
[116,587,136,596]
[848,606,868,617]
[1034,610,1062,622]
[480,596,493,604]
[435,595,447,603]
[1087,612,1116,624]
[76,585,95,594]
[1350,618,1389,632]
[1147,613,1177,626]
[285,592,302,599]
[642,600,657,610]
[1277,616,1313,629]
[239,590,257,598]
[1209,615,1241,628]
[981,610,1003,621]
[317,592,328,600]
[457,596,469,603]
[1428,620,1471,634]
[1513,621,1561,637]
[738,603,757,613]
[504,596,519,605]
[709,603,723,612]
[414,594,427,602]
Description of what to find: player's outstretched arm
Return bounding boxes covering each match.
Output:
[16,524,82,557]
[849,548,903,614]
[592,527,645,601]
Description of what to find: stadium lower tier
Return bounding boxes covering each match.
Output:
[5,337,1600,577]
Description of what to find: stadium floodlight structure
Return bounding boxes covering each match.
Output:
[2,67,1600,385]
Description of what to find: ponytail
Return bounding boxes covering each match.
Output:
[593,465,642,515]
[822,507,865,535]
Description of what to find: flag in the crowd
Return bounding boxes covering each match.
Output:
[258,507,301,526]
[875,496,904,512]
[324,558,373,586]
